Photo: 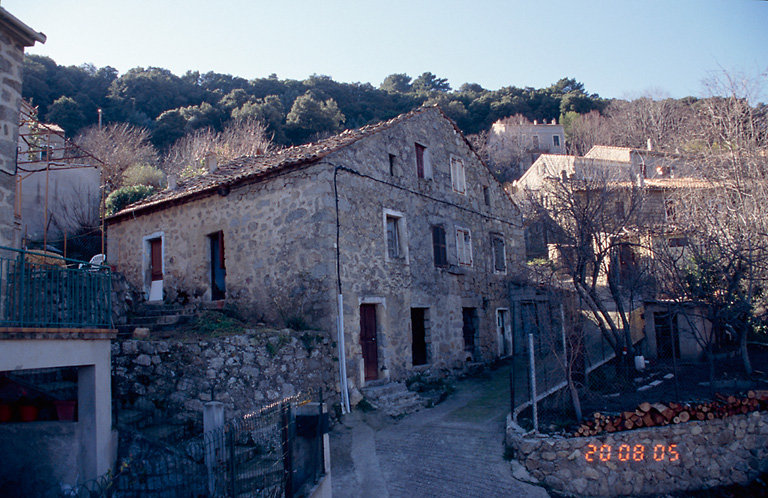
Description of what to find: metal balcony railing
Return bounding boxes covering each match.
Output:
[0,245,112,329]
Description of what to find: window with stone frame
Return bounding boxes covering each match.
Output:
[450,156,466,194]
[553,135,561,147]
[455,227,473,266]
[491,233,506,273]
[432,225,448,267]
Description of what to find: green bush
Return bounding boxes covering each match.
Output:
[105,185,155,215]
[123,163,166,189]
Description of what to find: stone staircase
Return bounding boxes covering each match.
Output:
[117,302,197,337]
[361,381,425,417]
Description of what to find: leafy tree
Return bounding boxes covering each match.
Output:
[232,95,286,143]
[286,92,345,143]
[412,72,451,93]
[380,73,412,93]
[45,96,87,135]
[122,164,165,189]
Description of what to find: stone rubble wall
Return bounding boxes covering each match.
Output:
[112,331,339,428]
[506,411,768,496]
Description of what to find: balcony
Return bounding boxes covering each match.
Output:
[0,245,112,332]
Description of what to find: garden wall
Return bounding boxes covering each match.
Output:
[112,329,338,429]
[506,411,768,496]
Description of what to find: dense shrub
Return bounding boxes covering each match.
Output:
[105,185,155,215]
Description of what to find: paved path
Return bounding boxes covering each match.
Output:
[330,365,550,498]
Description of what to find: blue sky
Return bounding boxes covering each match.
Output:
[5,0,768,99]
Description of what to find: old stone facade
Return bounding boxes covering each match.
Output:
[107,107,525,396]
[0,8,45,248]
[506,411,768,496]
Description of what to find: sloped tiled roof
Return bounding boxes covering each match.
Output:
[108,106,474,222]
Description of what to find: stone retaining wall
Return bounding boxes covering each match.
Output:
[112,329,338,428]
[506,411,768,496]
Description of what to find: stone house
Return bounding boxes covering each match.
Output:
[487,115,565,181]
[107,106,526,401]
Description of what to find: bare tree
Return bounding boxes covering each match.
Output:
[661,70,768,374]
[521,163,649,376]
[163,117,274,179]
[75,123,158,190]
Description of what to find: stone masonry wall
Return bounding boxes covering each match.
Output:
[112,330,338,427]
[0,25,25,248]
[506,411,768,496]
[108,107,526,397]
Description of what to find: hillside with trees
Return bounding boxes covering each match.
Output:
[22,55,606,150]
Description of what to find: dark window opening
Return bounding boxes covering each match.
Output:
[483,186,490,206]
[492,234,506,272]
[415,143,426,178]
[553,135,561,147]
[209,231,226,300]
[388,154,396,176]
[669,237,688,248]
[432,225,447,267]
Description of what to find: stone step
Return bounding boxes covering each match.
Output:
[361,381,426,417]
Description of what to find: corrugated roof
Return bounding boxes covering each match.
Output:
[108,105,477,222]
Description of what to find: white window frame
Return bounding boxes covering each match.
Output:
[455,226,473,267]
[450,156,466,194]
[383,208,408,263]
[491,233,507,274]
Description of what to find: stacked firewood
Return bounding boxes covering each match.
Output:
[574,390,768,437]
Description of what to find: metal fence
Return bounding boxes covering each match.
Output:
[55,393,327,497]
[0,245,112,328]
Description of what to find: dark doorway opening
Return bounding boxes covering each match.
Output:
[654,311,680,359]
[462,307,478,355]
[360,304,379,381]
[209,231,226,301]
[411,308,428,366]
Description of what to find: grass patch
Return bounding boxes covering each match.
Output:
[192,311,245,336]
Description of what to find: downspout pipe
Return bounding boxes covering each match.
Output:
[333,165,351,413]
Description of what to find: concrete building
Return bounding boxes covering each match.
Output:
[107,106,526,400]
[487,115,565,181]
[0,8,116,494]
[17,101,101,244]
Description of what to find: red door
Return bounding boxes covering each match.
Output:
[150,238,162,281]
[360,304,379,381]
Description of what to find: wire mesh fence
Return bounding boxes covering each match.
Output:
[510,305,768,434]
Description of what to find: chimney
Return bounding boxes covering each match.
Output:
[551,118,556,125]
[167,174,177,190]
[205,153,218,173]
[647,138,653,151]
[533,120,538,125]
[636,173,644,188]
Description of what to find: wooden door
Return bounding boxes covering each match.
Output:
[411,308,427,366]
[150,238,162,281]
[360,304,378,381]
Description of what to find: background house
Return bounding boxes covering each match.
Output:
[107,106,526,402]
[487,115,565,182]
[16,100,102,246]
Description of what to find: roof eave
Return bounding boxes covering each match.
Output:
[0,8,46,46]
